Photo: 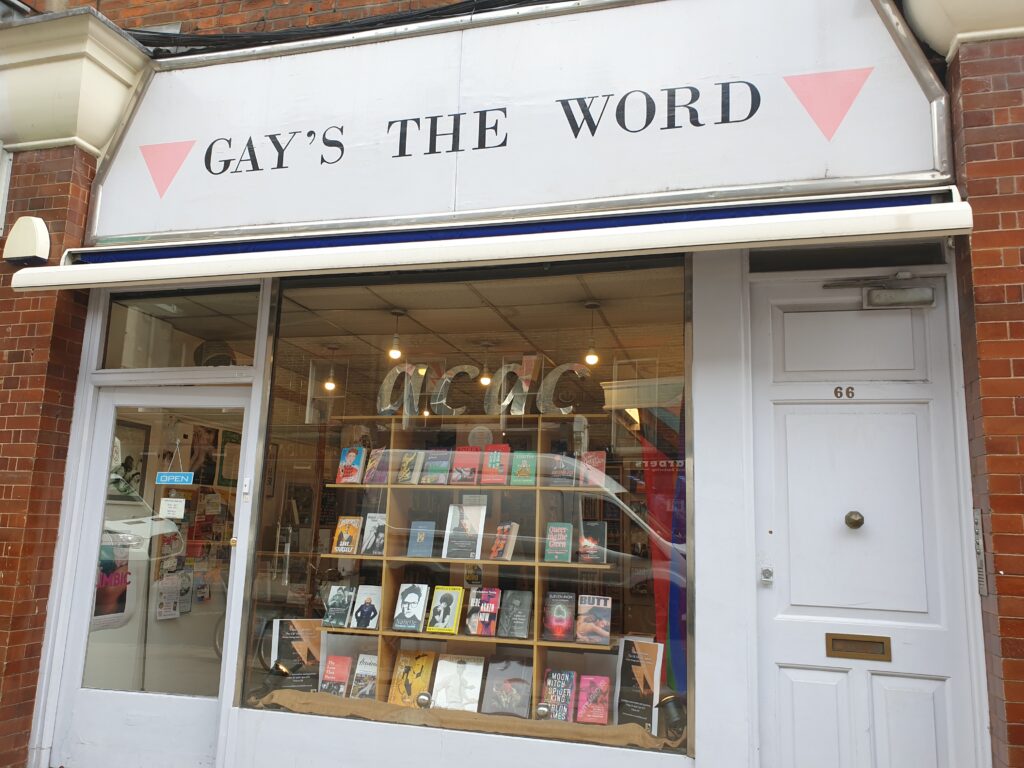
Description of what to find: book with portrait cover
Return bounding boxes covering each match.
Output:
[489,522,519,561]
[360,512,387,556]
[544,522,573,562]
[349,584,382,629]
[480,658,533,718]
[614,636,664,733]
[406,520,435,557]
[575,594,612,645]
[392,583,429,632]
[349,653,378,700]
[480,444,512,485]
[426,585,464,635]
[441,504,486,560]
[363,448,389,485]
[322,585,357,628]
[419,449,452,485]
[541,669,578,722]
[332,517,363,555]
[449,446,482,485]
[576,675,611,724]
[319,655,352,697]
[578,450,607,487]
[394,450,425,485]
[476,587,501,637]
[335,446,367,484]
[542,591,576,641]
[496,589,533,639]
[509,451,537,486]
[270,618,322,691]
[387,650,437,707]
[430,654,485,712]
[577,521,607,564]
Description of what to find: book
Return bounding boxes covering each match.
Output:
[322,585,357,628]
[542,451,576,486]
[509,451,537,486]
[419,449,452,485]
[360,512,387,556]
[406,520,435,557]
[335,446,367,484]
[430,654,485,711]
[363,448,389,485]
[480,658,532,718]
[480,444,511,485]
[349,584,382,629]
[441,504,486,560]
[542,591,576,641]
[488,522,519,561]
[388,650,437,707]
[544,522,573,562]
[578,450,607,486]
[392,583,429,632]
[464,588,481,634]
[449,446,482,485]
[349,654,378,699]
[575,594,612,645]
[578,521,607,565]
[477,586,501,637]
[541,669,578,722]
[269,618,322,691]
[614,637,664,733]
[319,655,352,697]
[426,586,464,634]
[576,675,611,724]
[332,517,363,555]
[496,589,533,639]
[394,450,424,484]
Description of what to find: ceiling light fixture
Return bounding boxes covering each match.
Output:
[323,343,340,392]
[388,308,406,360]
[584,300,600,366]
[479,341,494,386]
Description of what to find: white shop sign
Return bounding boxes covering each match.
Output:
[94,0,943,241]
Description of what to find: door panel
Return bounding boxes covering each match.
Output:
[777,666,853,768]
[870,674,949,768]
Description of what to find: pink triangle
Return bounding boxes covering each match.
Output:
[139,140,196,198]
[784,68,874,141]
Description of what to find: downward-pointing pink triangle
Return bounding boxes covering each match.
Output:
[140,140,196,198]
[784,68,874,141]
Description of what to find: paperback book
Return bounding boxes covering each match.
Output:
[480,444,512,485]
[441,504,486,560]
[335,446,367,484]
[406,520,435,557]
[614,636,664,733]
[270,618,322,691]
[541,669,578,722]
[419,449,453,485]
[426,586,464,634]
[542,591,576,641]
[349,584,382,629]
[509,451,537,486]
[578,450,607,487]
[430,654,485,712]
[488,522,519,561]
[575,594,612,645]
[319,655,352,697]
[388,650,437,707]
[576,675,611,724]
[577,521,608,565]
[360,512,386,556]
[394,450,425,485]
[449,446,482,485]
[392,583,429,632]
[349,654,378,700]
[544,522,573,562]
[322,585,357,628]
[332,517,363,555]
[480,658,533,718]
[474,587,501,637]
[363,448,389,485]
[542,452,576,487]
[496,590,533,639]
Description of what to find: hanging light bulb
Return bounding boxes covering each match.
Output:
[584,301,600,366]
[479,341,493,386]
[388,309,405,360]
[585,345,599,366]
[323,365,337,392]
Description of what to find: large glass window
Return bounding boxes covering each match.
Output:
[242,257,689,753]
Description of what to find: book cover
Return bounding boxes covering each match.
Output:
[578,450,607,487]
[449,446,482,485]
[419,449,452,485]
[269,618,322,691]
[496,590,533,639]
[392,583,429,632]
[322,585,357,628]
[575,594,612,645]
[430,654,485,712]
[335,446,367,484]
[541,669,578,722]
[480,444,511,485]
[477,586,501,637]
[542,452,576,486]
[576,675,611,724]
[542,591,576,641]
[426,586,464,634]
[349,584,382,629]
[388,650,437,707]
[332,517,363,555]
[480,658,532,718]
[463,587,481,634]
[406,520,435,557]
[614,637,664,733]
[360,512,387,556]
[441,504,486,560]
[488,522,519,561]
[578,521,608,565]
[509,452,537,486]
[363,448,389,485]
[544,522,573,562]
[394,450,424,484]
[349,654,378,700]
[319,655,352,697]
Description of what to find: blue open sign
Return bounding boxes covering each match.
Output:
[156,471,194,485]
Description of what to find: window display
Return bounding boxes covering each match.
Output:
[242,258,689,753]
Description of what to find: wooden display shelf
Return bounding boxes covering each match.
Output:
[537,637,619,652]
[323,626,381,636]
[385,555,535,567]
[326,482,620,493]
[255,551,383,561]
[324,483,388,489]
[537,561,614,570]
[381,628,535,646]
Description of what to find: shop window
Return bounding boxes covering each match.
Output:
[242,258,689,754]
[102,287,260,369]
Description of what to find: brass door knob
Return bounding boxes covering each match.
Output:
[845,511,865,529]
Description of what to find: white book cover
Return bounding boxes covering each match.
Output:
[431,654,485,712]
[441,504,486,560]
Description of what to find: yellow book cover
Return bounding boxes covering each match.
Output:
[332,517,363,554]
[425,586,464,635]
[387,650,437,707]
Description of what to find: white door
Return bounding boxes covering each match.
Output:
[51,387,253,768]
[752,276,987,768]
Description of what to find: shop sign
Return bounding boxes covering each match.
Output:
[94,0,944,240]
[156,471,194,485]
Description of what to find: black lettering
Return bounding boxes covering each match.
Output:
[266,131,300,170]
[204,137,232,175]
[556,95,613,138]
[474,108,508,150]
[615,90,656,133]
[426,113,464,155]
[716,80,761,124]
[387,117,420,158]
[320,125,345,165]
[229,137,262,173]
[662,86,704,129]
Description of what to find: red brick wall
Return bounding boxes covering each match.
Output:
[949,37,1024,768]
[0,147,95,768]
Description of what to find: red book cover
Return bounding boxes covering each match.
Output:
[477,587,501,637]
[578,450,607,486]
[480,444,511,485]
[450,446,482,485]
[320,655,353,697]
[576,675,610,724]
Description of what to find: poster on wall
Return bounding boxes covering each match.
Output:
[108,421,150,501]
[217,429,241,488]
[189,425,219,485]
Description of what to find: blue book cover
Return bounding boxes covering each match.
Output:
[407,521,436,557]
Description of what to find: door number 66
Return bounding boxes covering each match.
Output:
[834,386,855,399]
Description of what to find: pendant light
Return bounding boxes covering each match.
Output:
[584,301,600,366]
[479,341,494,386]
[388,308,406,360]
[323,343,339,392]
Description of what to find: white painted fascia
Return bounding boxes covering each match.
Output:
[902,0,1024,60]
